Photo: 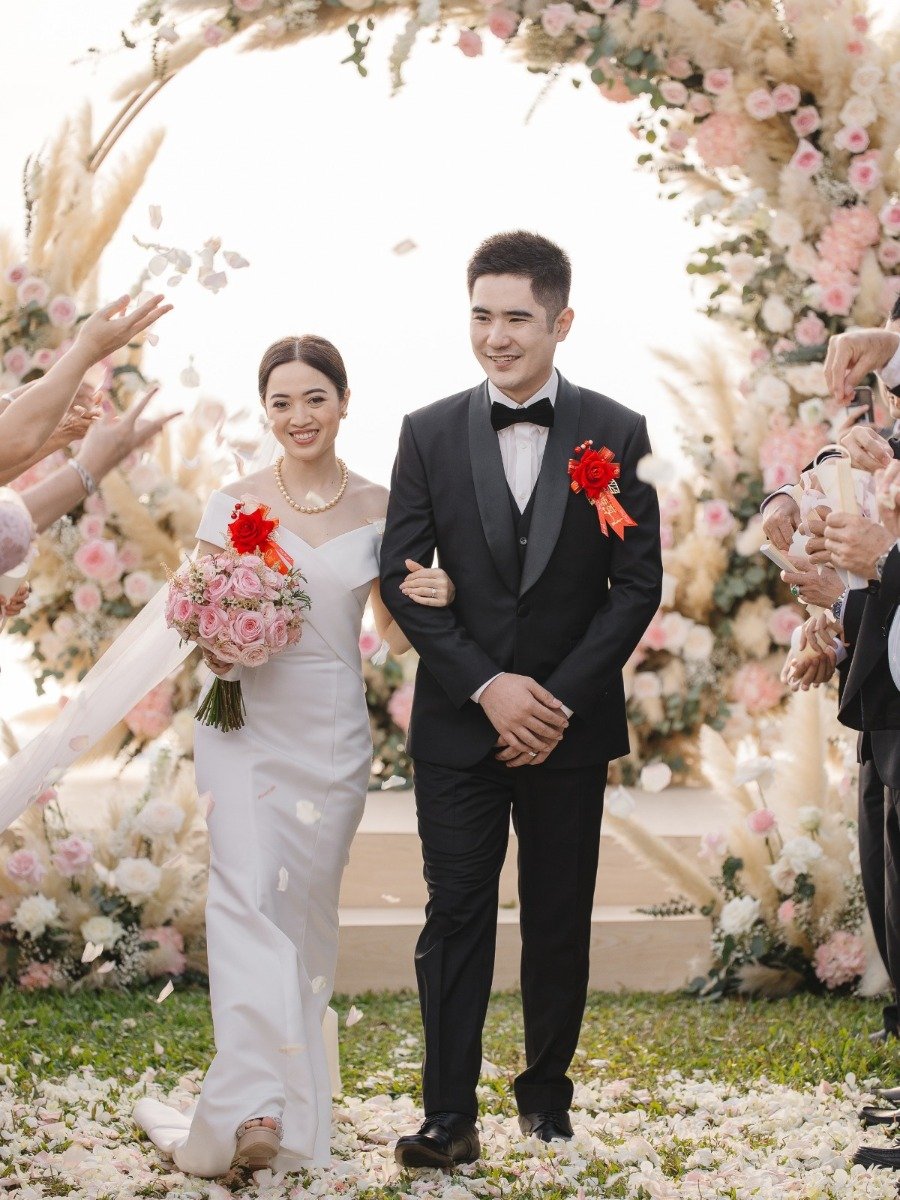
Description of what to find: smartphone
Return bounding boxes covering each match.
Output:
[854,384,875,425]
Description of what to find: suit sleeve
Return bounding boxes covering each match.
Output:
[380,414,501,709]
[543,415,662,715]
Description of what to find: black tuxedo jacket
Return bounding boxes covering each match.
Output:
[380,373,662,770]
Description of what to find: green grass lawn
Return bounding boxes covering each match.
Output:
[2,987,897,1100]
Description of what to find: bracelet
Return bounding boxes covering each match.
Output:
[67,458,96,496]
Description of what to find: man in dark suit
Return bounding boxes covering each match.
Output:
[380,231,662,1168]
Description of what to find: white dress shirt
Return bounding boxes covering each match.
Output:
[881,341,900,391]
[472,371,573,719]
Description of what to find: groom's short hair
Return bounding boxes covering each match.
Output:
[467,231,571,326]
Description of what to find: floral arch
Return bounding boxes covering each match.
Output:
[3,0,900,785]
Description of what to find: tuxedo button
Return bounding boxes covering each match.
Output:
[519,536,528,546]
[517,602,531,618]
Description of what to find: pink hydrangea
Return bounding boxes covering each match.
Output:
[704,68,733,95]
[789,139,823,175]
[488,7,519,38]
[144,925,187,977]
[51,835,94,878]
[745,88,777,121]
[819,280,857,317]
[18,961,55,990]
[47,295,77,328]
[541,3,576,37]
[759,417,829,490]
[5,849,45,886]
[74,538,120,583]
[457,29,483,56]
[831,204,881,249]
[848,154,882,195]
[794,312,827,346]
[747,808,777,835]
[699,499,736,539]
[359,629,382,659]
[813,930,865,988]
[769,604,803,646]
[694,113,753,169]
[387,681,414,733]
[72,582,102,614]
[730,662,784,714]
[880,201,900,236]
[124,680,175,740]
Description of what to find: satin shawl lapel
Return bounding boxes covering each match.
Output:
[520,374,582,598]
[468,383,519,595]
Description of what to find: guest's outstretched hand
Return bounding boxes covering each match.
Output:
[839,423,893,473]
[823,511,894,578]
[762,492,800,552]
[780,557,843,608]
[876,461,900,540]
[76,385,181,482]
[75,293,173,365]
[824,328,900,404]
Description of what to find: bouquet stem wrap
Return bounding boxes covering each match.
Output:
[195,677,247,732]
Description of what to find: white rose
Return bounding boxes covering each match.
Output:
[660,573,677,609]
[682,624,714,661]
[80,915,124,948]
[852,65,883,94]
[123,571,157,606]
[718,895,761,937]
[735,515,766,557]
[12,894,60,939]
[134,799,185,840]
[728,253,760,287]
[761,295,794,334]
[840,94,877,127]
[769,211,804,247]
[113,856,162,902]
[660,611,691,652]
[640,762,672,794]
[780,834,823,875]
[796,806,822,834]
[754,374,791,410]
[769,857,797,893]
[632,671,663,700]
[797,397,826,426]
[785,363,827,396]
[786,241,819,279]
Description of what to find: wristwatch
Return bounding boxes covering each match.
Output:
[875,549,892,581]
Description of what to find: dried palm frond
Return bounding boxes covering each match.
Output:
[605,812,719,911]
[736,962,804,997]
[100,470,182,572]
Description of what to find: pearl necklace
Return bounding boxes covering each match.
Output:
[274,455,349,514]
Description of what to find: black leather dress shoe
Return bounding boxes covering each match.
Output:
[853,1145,900,1170]
[876,1086,900,1105]
[860,1105,900,1128]
[869,1028,898,1045]
[394,1112,480,1169]
[518,1110,574,1142]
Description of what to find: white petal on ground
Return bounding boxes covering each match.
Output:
[296,800,322,825]
[480,1058,503,1078]
[345,1005,364,1027]
[80,941,103,964]
[382,775,406,790]
[95,961,115,975]
[277,867,289,892]
[381,893,401,904]
[156,980,174,1003]
[148,205,163,229]
[640,762,672,793]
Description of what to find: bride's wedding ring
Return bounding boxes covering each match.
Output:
[431,587,437,598]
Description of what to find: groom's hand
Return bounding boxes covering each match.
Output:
[478,673,568,762]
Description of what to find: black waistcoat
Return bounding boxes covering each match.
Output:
[507,483,537,572]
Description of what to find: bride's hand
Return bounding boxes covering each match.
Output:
[400,558,456,607]
[202,649,234,677]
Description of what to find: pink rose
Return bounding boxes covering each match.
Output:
[847,39,865,56]
[266,614,288,649]
[789,139,823,175]
[33,348,56,371]
[78,514,106,541]
[791,106,820,137]
[5,264,27,286]
[699,499,736,539]
[820,280,857,317]
[587,0,614,10]
[641,612,670,652]
[123,571,155,606]
[6,849,45,885]
[848,155,882,195]
[777,899,795,924]
[488,7,519,38]
[230,566,264,600]
[172,595,194,625]
[197,606,229,640]
[794,313,827,347]
[763,461,795,492]
[17,277,49,307]
[541,3,576,37]
[118,542,143,571]
[205,573,233,604]
[51,835,94,878]
[359,629,382,659]
[772,82,801,112]
[745,88,777,121]
[212,642,243,664]
[750,347,771,367]
[72,583,102,615]
[703,68,733,95]
[835,125,870,154]
[694,113,753,168]
[666,56,692,80]
[387,682,415,733]
[230,610,266,646]
[879,241,900,269]
[47,295,77,328]
[687,93,713,117]
[746,808,777,835]
[659,80,688,106]
[880,201,900,235]
[202,22,227,45]
[730,662,784,714]
[19,961,55,990]
[457,30,483,56]
[238,643,269,667]
[143,925,187,977]
[74,537,120,583]
[125,680,175,740]
[813,931,865,989]
[3,347,31,378]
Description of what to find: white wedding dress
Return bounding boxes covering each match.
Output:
[134,490,384,1177]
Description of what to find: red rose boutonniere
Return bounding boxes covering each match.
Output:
[228,501,294,574]
[567,441,637,539]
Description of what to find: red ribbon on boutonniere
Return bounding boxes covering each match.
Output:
[567,441,637,539]
[227,501,294,574]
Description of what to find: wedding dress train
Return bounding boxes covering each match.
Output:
[134,490,383,1176]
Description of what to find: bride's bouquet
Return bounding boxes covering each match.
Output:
[166,500,310,731]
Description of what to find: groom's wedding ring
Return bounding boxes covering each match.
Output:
[790,585,800,597]
[529,751,537,758]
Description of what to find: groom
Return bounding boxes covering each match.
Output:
[381,231,662,1168]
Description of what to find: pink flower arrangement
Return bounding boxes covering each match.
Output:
[694,113,753,169]
[813,930,865,989]
[51,835,94,878]
[659,80,688,106]
[387,682,414,733]
[125,680,176,741]
[143,925,187,976]
[18,961,56,990]
[794,312,827,346]
[848,154,882,195]
[6,849,46,886]
[541,3,576,37]
[835,125,870,154]
[16,277,50,307]
[819,280,857,317]
[74,538,120,584]
[730,662,784,714]
[747,808,777,835]
[879,241,900,270]
[703,68,733,95]
[699,499,736,539]
[745,88,778,121]
[3,346,31,378]
[880,201,900,236]
[457,30,483,56]
[488,8,519,38]
[789,139,823,176]
[47,295,77,328]
[768,604,803,647]
[4,264,27,286]
[772,83,801,112]
[72,582,102,615]
[665,56,691,79]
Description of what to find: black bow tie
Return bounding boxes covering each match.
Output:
[490,396,554,432]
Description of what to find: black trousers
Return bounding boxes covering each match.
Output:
[412,753,607,1118]
[858,757,899,1034]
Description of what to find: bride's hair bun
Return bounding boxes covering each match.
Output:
[258,335,348,400]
